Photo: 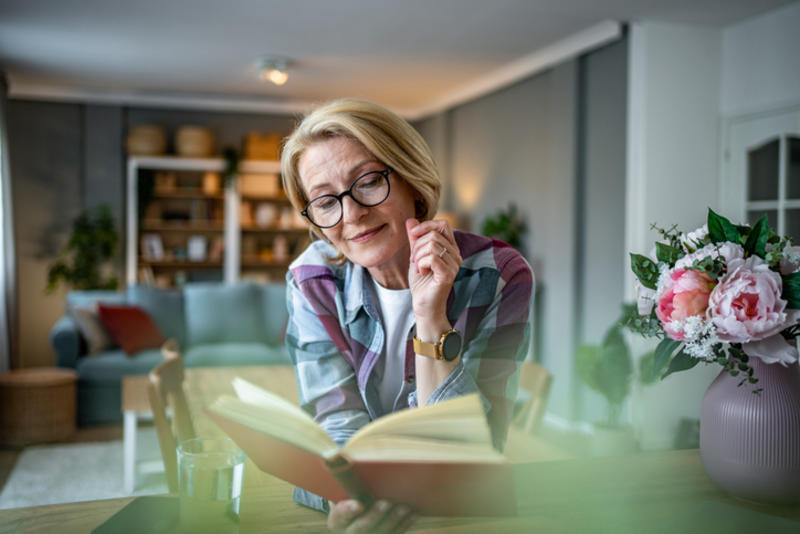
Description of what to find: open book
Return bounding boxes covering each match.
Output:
[205,378,516,516]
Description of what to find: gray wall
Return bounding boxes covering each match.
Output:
[6,101,296,367]
[414,37,628,423]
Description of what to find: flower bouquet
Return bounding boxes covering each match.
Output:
[627,208,800,390]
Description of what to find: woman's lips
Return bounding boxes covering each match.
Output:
[350,224,385,243]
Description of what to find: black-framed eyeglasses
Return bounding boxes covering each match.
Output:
[301,168,392,228]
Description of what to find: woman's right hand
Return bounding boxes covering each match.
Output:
[327,499,417,533]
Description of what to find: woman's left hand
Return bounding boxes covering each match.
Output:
[406,218,462,325]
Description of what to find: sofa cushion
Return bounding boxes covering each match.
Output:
[184,342,291,367]
[75,348,163,382]
[65,290,127,355]
[184,282,265,346]
[127,285,186,347]
[98,304,166,355]
[261,282,289,346]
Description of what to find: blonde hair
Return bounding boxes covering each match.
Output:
[281,98,441,260]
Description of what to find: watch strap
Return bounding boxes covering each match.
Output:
[413,334,443,360]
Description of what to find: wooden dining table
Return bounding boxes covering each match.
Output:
[1,366,799,533]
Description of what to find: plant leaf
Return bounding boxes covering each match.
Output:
[707,208,741,244]
[655,242,683,265]
[661,349,701,379]
[630,253,659,290]
[782,272,800,309]
[743,214,769,258]
[654,338,681,377]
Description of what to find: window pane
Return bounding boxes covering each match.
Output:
[747,139,779,201]
[788,137,800,199]
[747,210,776,230]
[785,209,800,243]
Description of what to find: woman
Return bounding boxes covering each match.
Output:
[281,98,533,533]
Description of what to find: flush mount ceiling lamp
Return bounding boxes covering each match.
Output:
[257,57,290,86]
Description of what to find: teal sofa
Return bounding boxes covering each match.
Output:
[50,282,291,425]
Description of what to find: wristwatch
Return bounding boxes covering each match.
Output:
[413,329,463,361]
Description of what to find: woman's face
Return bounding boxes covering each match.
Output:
[298,136,418,278]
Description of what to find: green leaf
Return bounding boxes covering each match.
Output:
[654,338,681,377]
[655,242,683,265]
[743,214,769,257]
[630,253,659,290]
[707,208,741,244]
[662,350,701,379]
[782,272,800,309]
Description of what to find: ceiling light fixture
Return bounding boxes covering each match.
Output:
[257,57,289,86]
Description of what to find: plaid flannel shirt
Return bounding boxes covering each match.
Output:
[285,230,534,512]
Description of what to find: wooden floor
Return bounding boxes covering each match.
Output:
[0,423,123,493]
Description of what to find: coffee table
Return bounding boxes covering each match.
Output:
[120,365,298,493]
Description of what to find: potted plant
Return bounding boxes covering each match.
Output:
[480,203,526,252]
[46,204,119,293]
[577,305,653,456]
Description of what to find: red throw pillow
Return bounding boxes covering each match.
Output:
[98,304,166,356]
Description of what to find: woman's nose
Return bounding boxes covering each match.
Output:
[341,194,368,223]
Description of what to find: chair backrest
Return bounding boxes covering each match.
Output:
[147,339,195,493]
[511,361,552,436]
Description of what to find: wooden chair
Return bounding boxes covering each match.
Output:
[512,361,552,435]
[147,339,195,493]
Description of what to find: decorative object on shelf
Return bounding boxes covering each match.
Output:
[187,236,207,262]
[175,126,215,158]
[202,172,221,195]
[154,172,178,194]
[46,205,119,293]
[240,173,280,198]
[273,236,289,262]
[480,203,526,253]
[140,234,164,261]
[243,132,281,160]
[208,236,225,263]
[125,125,167,156]
[626,208,800,503]
[239,200,253,227]
[254,203,278,228]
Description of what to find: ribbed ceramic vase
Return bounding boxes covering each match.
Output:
[700,357,800,504]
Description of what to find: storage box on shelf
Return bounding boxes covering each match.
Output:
[127,156,309,287]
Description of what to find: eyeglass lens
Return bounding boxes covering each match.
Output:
[305,170,390,228]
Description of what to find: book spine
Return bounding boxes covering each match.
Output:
[325,454,374,506]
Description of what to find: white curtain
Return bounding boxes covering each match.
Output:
[0,73,15,371]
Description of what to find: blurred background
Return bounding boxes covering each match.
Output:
[1,0,799,452]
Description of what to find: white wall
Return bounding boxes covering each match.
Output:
[625,22,723,450]
[721,1,800,116]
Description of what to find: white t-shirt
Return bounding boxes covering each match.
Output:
[370,277,416,413]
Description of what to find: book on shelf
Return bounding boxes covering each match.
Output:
[205,379,516,517]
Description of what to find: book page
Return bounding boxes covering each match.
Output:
[208,378,337,457]
[344,394,496,460]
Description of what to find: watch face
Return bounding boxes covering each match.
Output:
[441,330,463,361]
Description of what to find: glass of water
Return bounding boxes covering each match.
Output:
[177,437,246,534]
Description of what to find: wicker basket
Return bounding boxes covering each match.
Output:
[0,368,77,445]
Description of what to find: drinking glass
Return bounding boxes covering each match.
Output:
[177,437,245,534]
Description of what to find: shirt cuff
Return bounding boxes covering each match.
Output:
[293,486,330,514]
[407,360,491,412]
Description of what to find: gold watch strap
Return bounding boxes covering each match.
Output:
[413,335,443,360]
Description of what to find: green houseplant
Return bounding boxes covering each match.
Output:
[46,204,119,293]
[480,203,526,251]
[577,305,654,455]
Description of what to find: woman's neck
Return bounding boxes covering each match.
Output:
[367,253,410,290]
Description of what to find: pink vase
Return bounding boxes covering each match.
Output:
[700,357,800,504]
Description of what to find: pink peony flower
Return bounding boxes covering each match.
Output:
[708,256,793,343]
[656,269,716,341]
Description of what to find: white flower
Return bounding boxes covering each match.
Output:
[780,245,800,275]
[636,282,656,315]
[680,224,709,252]
[680,316,718,360]
[674,242,744,271]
